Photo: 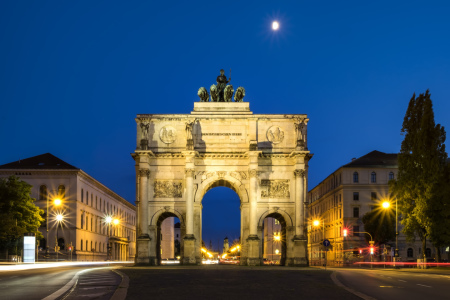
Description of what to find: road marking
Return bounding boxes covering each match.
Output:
[398,280,406,282]
[331,272,377,300]
[417,284,432,288]
[42,269,92,300]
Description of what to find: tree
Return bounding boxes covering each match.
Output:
[0,176,44,254]
[390,90,447,260]
[362,209,395,245]
[426,162,450,261]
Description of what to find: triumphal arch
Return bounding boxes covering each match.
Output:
[133,73,311,266]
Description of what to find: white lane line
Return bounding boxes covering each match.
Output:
[331,272,377,300]
[42,269,92,300]
[417,284,432,288]
[398,280,407,282]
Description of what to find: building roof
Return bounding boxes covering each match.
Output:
[0,153,79,170]
[342,150,398,168]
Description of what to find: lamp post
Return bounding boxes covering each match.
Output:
[313,219,325,267]
[55,214,64,262]
[105,216,119,261]
[46,195,61,255]
[382,199,399,266]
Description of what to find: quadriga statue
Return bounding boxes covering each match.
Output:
[197,87,209,102]
[234,87,245,102]
[224,85,234,102]
[210,84,218,102]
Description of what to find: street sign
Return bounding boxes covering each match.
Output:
[323,239,331,247]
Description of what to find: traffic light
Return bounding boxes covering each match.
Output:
[343,229,348,237]
[370,247,374,255]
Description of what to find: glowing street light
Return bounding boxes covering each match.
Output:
[382,199,399,263]
[272,21,280,31]
[273,234,281,242]
[105,216,120,261]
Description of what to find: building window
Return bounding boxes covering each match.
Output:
[86,216,89,230]
[371,172,377,183]
[426,248,431,258]
[86,240,89,251]
[353,226,359,236]
[81,214,84,229]
[353,172,359,183]
[91,194,93,206]
[86,191,89,205]
[81,239,83,251]
[371,192,377,201]
[58,185,65,198]
[389,172,394,180]
[81,189,84,203]
[407,248,413,258]
[353,207,359,218]
[39,185,48,201]
[353,192,359,201]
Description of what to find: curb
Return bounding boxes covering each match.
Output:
[330,271,376,300]
[111,268,130,300]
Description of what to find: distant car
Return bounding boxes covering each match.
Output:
[161,258,180,265]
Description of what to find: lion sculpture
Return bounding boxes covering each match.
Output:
[197,87,209,102]
[210,85,218,102]
[224,85,234,102]
[234,87,245,102]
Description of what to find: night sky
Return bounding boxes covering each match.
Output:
[1,1,449,250]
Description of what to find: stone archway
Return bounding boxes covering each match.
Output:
[133,101,312,266]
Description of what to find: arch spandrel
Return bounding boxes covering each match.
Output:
[150,207,185,227]
[258,208,293,228]
[194,174,249,203]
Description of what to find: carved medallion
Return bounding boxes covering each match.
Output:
[159,126,177,144]
[154,181,182,198]
[266,126,285,144]
[261,180,290,198]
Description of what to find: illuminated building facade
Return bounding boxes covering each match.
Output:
[0,153,136,261]
[307,150,437,266]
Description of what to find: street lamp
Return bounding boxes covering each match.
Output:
[55,213,64,261]
[382,199,399,263]
[105,216,120,261]
[46,196,62,255]
[313,219,325,267]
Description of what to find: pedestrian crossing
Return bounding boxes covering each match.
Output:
[63,268,121,300]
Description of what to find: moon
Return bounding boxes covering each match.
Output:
[272,21,279,31]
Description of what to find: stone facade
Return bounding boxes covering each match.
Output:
[0,153,136,261]
[133,102,312,266]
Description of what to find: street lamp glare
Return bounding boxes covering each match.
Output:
[54,198,62,206]
[113,218,120,225]
[56,214,64,222]
[105,216,112,224]
[313,220,320,227]
[382,201,390,209]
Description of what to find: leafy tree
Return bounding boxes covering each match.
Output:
[0,176,44,254]
[390,90,447,260]
[426,162,450,261]
[362,209,396,245]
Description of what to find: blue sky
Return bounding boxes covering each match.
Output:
[1,1,449,250]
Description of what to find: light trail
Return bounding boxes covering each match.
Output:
[0,261,133,272]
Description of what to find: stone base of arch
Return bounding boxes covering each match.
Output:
[136,236,151,265]
[246,235,261,266]
[182,234,199,265]
[286,236,308,267]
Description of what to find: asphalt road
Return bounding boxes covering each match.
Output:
[334,268,450,300]
[0,265,121,300]
[119,265,361,300]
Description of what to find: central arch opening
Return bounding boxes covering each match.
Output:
[201,185,240,262]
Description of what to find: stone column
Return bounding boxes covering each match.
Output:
[291,168,307,267]
[183,167,197,265]
[246,151,260,266]
[139,169,150,237]
[136,168,151,264]
[248,169,258,236]
[294,169,306,237]
[185,168,195,236]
